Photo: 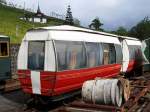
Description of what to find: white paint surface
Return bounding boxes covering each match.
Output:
[44,41,56,71]
[31,71,41,94]
[17,40,28,69]
[121,40,129,72]
[24,25,121,45]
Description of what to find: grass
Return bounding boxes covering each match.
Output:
[0,3,64,43]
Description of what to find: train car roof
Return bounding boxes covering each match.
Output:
[25,25,140,44]
[28,25,120,38]
[0,35,9,38]
[29,25,138,39]
[119,36,139,41]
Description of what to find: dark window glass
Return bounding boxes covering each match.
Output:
[103,44,109,65]
[55,41,86,71]
[134,46,142,61]
[115,44,122,64]
[0,42,9,57]
[85,42,100,67]
[28,41,45,70]
[109,44,116,64]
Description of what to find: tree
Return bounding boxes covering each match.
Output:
[64,5,74,25]
[74,18,80,26]
[0,0,6,4]
[113,26,128,36]
[129,17,150,40]
[89,17,103,31]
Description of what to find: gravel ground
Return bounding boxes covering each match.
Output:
[0,90,29,112]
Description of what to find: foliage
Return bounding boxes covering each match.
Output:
[89,17,103,31]
[74,18,80,26]
[112,26,128,36]
[0,4,64,43]
[64,5,74,25]
[0,0,6,4]
[129,17,150,40]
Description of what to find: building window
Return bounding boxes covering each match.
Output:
[55,40,86,71]
[0,42,9,57]
[40,18,42,22]
[85,42,101,67]
[28,41,45,70]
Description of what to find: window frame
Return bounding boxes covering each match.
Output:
[0,41,9,58]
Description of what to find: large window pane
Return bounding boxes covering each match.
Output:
[134,46,142,61]
[28,41,45,70]
[99,43,103,65]
[129,45,135,60]
[103,44,109,65]
[115,44,122,64]
[0,42,9,57]
[85,42,100,67]
[55,41,86,71]
[55,41,67,71]
[109,44,116,64]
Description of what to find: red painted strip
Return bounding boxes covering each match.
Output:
[54,64,121,95]
[18,64,121,96]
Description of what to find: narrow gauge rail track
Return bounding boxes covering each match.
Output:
[52,72,150,112]
[0,72,150,112]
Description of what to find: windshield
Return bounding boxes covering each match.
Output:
[28,41,45,70]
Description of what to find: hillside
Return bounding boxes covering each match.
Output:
[0,3,64,43]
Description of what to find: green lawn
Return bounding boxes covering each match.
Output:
[0,4,64,43]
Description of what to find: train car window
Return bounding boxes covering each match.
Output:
[0,42,9,57]
[55,41,67,71]
[55,41,86,71]
[129,45,135,60]
[99,43,104,65]
[28,41,45,70]
[135,46,142,61]
[115,44,122,64]
[103,44,109,65]
[85,42,100,67]
[109,44,116,64]
[66,41,86,70]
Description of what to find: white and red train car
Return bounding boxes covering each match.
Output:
[17,25,143,99]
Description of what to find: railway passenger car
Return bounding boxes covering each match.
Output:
[142,38,150,71]
[121,37,143,75]
[17,25,143,99]
[0,35,11,81]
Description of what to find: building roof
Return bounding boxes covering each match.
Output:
[35,4,45,17]
[37,3,42,14]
